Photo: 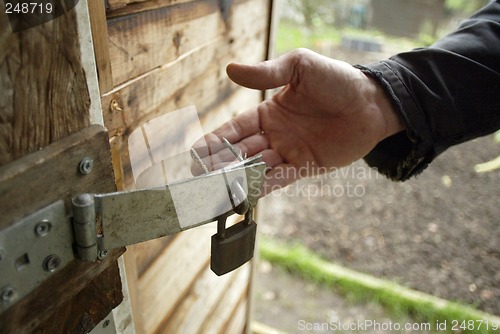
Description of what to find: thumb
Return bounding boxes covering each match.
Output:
[226,51,301,90]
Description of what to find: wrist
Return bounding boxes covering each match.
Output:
[365,74,405,140]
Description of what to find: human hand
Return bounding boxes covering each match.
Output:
[193,49,404,194]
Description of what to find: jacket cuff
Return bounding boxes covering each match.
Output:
[354,63,435,181]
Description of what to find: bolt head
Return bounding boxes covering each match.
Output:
[98,250,108,260]
[43,254,61,272]
[79,157,94,175]
[0,286,15,303]
[35,220,51,237]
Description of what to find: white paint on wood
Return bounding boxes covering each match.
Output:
[112,256,137,334]
[76,0,104,126]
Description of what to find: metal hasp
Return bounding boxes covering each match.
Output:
[94,155,265,251]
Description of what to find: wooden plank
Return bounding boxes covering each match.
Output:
[159,263,250,334]
[106,0,197,17]
[132,235,176,277]
[196,264,251,334]
[31,259,123,334]
[138,225,216,333]
[102,0,269,134]
[0,2,124,333]
[102,38,229,137]
[103,35,267,144]
[0,8,90,167]
[114,86,261,188]
[0,125,115,229]
[106,1,272,332]
[107,0,223,86]
[88,0,114,93]
[0,249,124,334]
[224,299,248,334]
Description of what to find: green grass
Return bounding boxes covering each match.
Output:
[275,20,342,54]
[275,20,419,55]
[259,237,500,334]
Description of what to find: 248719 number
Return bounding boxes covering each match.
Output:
[451,320,499,331]
[5,2,53,14]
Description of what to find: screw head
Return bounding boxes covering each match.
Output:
[79,157,94,175]
[34,220,51,237]
[0,286,16,303]
[43,254,61,272]
[98,250,108,260]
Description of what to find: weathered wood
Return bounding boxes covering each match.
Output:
[223,299,248,334]
[132,235,175,277]
[31,255,123,334]
[88,0,114,93]
[0,249,124,334]
[103,0,272,332]
[102,0,269,135]
[159,263,250,334]
[113,86,261,188]
[193,264,251,334]
[106,0,197,17]
[0,125,124,333]
[138,226,215,333]
[0,8,90,167]
[107,0,223,86]
[0,125,115,229]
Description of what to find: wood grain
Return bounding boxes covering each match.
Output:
[158,264,250,334]
[102,0,269,137]
[104,0,272,332]
[88,0,114,93]
[0,125,115,229]
[107,0,222,86]
[0,248,124,334]
[106,0,198,17]
[0,125,123,333]
[0,9,90,168]
[31,254,123,334]
[191,264,251,334]
[138,226,215,333]
[223,298,248,334]
[132,235,176,277]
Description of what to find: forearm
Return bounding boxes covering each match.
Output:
[358,0,500,181]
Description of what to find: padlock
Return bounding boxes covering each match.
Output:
[211,209,257,276]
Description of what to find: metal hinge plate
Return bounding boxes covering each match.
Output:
[0,200,75,312]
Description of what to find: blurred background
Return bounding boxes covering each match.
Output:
[253,0,499,333]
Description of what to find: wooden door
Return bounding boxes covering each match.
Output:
[0,1,124,333]
[1,0,273,332]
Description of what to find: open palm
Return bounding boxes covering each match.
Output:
[197,49,403,193]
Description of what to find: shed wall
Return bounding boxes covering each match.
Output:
[92,0,272,332]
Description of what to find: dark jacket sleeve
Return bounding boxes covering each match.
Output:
[356,0,500,181]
